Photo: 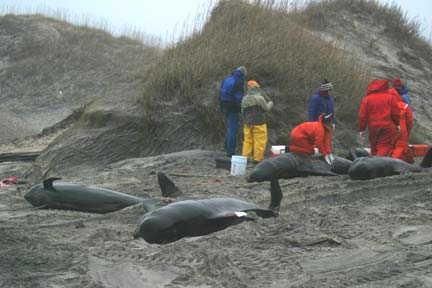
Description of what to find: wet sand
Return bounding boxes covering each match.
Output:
[1,150,431,287]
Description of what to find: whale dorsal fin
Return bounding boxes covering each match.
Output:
[157,172,183,198]
[43,177,62,190]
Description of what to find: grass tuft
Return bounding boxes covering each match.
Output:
[142,0,370,147]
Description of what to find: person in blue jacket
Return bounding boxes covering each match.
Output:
[307,79,335,126]
[219,66,247,157]
[392,78,411,106]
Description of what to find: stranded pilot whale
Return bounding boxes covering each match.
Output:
[134,197,276,244]
[24,176,180,214]
[348,146,432,180]
[246,152,353,210]
[135,173,276,244]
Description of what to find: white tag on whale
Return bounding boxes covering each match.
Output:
[234,211,248,218]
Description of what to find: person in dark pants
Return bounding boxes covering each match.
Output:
[219,66,247,157]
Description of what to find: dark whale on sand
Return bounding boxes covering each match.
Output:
[348,147,432,180]
[24,177,164,214]
[247,152,352,182]
[246,152,352,210]
[135,173,276,244]
[134,197,276,244]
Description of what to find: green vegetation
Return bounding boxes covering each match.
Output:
[2,0,430,155]
[142,0,370,146]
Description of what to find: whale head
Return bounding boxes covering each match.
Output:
[24,183,51,208]
[134,214,186,244]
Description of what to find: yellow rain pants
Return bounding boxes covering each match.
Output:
[242,123,268,162]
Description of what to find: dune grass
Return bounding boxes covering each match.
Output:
[142,0,370,146]
[0,3,162,46]
[299,0,432,63]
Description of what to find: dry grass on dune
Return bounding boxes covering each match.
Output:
[142,0,369,146]
[300,0,432,64]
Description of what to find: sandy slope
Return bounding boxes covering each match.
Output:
[1,150,431,288]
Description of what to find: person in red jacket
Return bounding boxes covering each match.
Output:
[358,79,401,156]
[289,113,334,164]
[391,101,414,163]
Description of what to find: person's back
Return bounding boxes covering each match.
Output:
[220,67,246,111]
[359,80,400,130]
[241,87,273,125]
[241,80,273,162]
[219,66,247,157]
[289,122,323,155]
[392,78,411,105]
[358,79,401,156]
[392,102,414,163]
[289,115,333,157]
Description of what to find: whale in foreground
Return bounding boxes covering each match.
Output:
[134,197,276,244]
[135,174,277,244]
[24,177,170,214]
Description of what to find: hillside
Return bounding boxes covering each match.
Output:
[32,0,370,176]
[29,0,432,177]
[300,0,432,143]
[1,1,432,288]
[0,14,159,144]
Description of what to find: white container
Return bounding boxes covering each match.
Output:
[230,155,247,176]
[270,145,286,157]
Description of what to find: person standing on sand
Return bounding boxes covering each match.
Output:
[289,113,335,165]
[387,78,415,163]
[307,79,335,128]
[391,101,414,163]
[358,79,401,156]
[391,78,411,106]
[241,80,273,163]
[219,66,247,157]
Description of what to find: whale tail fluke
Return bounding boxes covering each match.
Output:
[157,172,183,198]
[420,146,432,168]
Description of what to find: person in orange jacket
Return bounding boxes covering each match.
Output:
[391,101,415,163]
[289,113,335,165]
[358,79,401,156]
[387,78,415,162]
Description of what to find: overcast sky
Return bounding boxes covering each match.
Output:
[1,0,431,42]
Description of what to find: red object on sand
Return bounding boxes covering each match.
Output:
[409,144,430,157]
[0,176,18,188]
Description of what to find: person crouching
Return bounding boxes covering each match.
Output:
[241,80,273,163]
[289,113,335,165]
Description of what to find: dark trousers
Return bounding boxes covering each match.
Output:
[224,111,239,157]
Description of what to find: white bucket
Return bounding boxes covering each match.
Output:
[270,145,286,157]
[230,155,247,176]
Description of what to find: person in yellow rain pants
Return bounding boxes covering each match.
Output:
[241,80,274,163]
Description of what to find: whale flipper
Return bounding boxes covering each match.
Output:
[43,177,62,191]
[157,172,183,198]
